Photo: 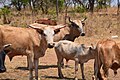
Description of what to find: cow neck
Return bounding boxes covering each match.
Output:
[79,47,96,63]
[39,35,47,57]
[53,26,70,42]
[64,26,78,41]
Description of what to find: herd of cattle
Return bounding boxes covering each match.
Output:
[0,17,120,80]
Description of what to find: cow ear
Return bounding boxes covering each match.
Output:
[91,43,96,49]
[29,23,44,34]
[54,29,60,34]
[81,44,86,48]
[36,29,44,34]
[52,25,66,34]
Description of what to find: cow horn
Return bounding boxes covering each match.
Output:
[29,23,46,30]
[91,44,96,49]
[52,25,66,30]
[29,23,45,34]
[81,17,87,22]
[67,16,73,23]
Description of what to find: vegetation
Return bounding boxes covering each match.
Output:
[0,0,119,36]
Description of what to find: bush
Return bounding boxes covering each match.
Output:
[0,7,10,16]
[74,6,87,13]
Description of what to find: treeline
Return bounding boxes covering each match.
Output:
[0,0,120,24]
[0,0,119,13]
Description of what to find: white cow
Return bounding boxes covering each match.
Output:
[54,40,96,80]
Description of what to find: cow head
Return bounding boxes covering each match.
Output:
[68,17,86,37]
[0,44,11,73]
[29,23,65,48]
[81,44,96,60]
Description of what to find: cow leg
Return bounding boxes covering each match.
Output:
[57,56,64,78]
[27,54,34,80]
[93,59,102,80]
[65,59,69,68]
[27,56,29,68]
[74,58,79,80]
[60,58,64,68]
[102,65,109,79]
[80,63,85,80]
[34,58,39,80]
[0,51,6,73]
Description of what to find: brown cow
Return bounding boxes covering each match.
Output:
[93,39,120,80]
[35,18,57,26]
[53,17,87,67]
[0,24,65,80]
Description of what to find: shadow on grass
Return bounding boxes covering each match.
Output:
[42,76,83,80]
[0,79,16,80]
[16,64,57,70]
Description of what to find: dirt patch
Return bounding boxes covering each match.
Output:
[0,37,120,80]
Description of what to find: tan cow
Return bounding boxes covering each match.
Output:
[35,17,87,67]
[0,24,65,80]
[93,39,120,80]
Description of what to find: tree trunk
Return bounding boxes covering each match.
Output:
[56,0,59,18]
[88,0,95,13]
[3,14,10,24]
[29,0,33,10]
[117,0,120,14]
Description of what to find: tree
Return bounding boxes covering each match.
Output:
[117,0,120,14]
[0,0,11,24]
[0,6,11,24]
[88,0,95,13]
[11,0,28,11]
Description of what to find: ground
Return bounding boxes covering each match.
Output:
[0,36,120,80]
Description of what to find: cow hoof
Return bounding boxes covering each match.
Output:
[0,68,6,73]
[74,77,78,80]
[92,76,95,80]
[59,74,64,78]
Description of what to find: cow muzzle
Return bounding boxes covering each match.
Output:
[48,43,55,48]
[81,32,85,36]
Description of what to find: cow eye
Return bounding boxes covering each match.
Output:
[82,22,85,26]
[71,23,79,28]
[43,33,46,36]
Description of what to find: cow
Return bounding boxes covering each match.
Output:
[35,18,57,26]
[53,40,96,80]
[53,17,87,67]
[33,17,87,68]
[53,17,86,41]
[0,44,11,73]
[0,24,65,80]
[93,39,120,80]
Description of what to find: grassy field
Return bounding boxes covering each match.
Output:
[0,7,120,80]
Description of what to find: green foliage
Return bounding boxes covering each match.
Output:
[51,0,64,11]
[0,7,10,16]
[74,6,87,13]
[48,8,57,19]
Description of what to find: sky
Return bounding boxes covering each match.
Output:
[0,0,118,8]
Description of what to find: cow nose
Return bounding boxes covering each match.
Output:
[48,43,55,48]
[81,33,85,36]
[0,67,6,73]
